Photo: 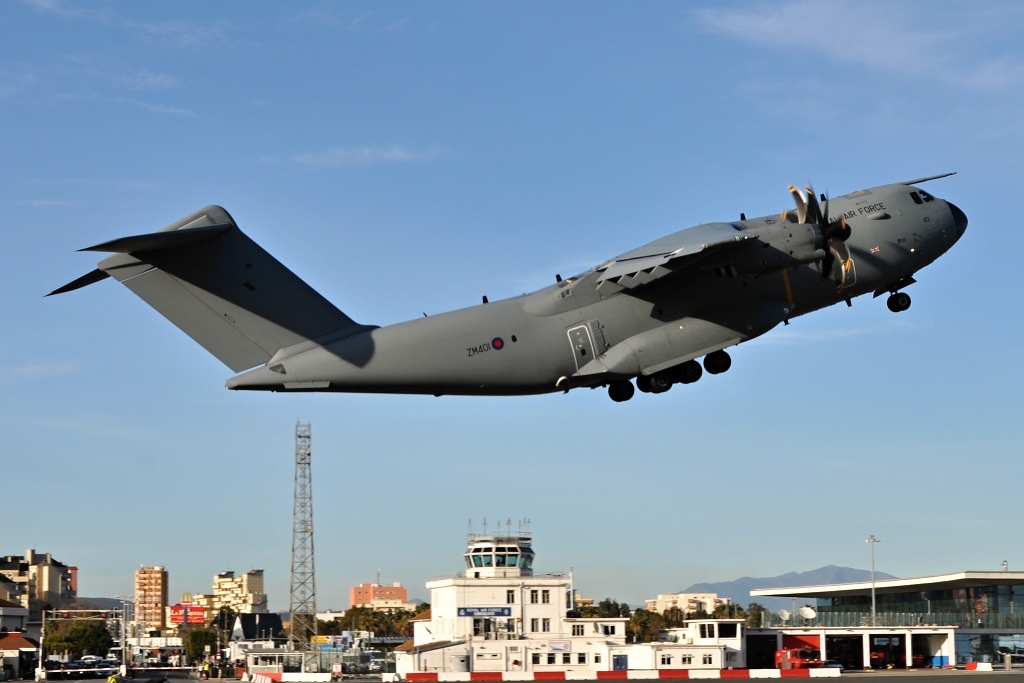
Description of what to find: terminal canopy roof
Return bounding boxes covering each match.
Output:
[750,571,1024,599]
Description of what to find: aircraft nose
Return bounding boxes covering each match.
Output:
[948,201,968,240]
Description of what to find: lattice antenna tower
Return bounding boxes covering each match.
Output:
[289,421,317,651]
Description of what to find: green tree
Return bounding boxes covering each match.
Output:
[318,618,343,636]
[44,620,114,659]
[745,602,768,628]
[183,628,219,663]
[211,607,236,645]
[626,609,664,643]
[712,603,746,620]
[661,606,686,628]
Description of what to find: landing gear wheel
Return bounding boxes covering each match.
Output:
[673,360,703,384]
[704,350,732,375]
[887,292,911,312]
[608,380,635,402]
[649,372,673,394]
[635,375,652,393]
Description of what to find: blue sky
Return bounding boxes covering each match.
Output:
[2,0,1022,612]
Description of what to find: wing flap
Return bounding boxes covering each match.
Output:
[596,222,749,289]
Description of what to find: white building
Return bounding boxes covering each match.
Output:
[393,532,751,677]
[645,593,731,616]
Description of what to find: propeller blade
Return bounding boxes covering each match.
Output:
[805,186,822,225]
[788,185,808,224]
[820,250,835,280]
[830,241,852,289]
[786,181,854,288]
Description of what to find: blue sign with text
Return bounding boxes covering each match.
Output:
[458,607,512,617]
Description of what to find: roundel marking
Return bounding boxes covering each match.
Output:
[491,337,505,350]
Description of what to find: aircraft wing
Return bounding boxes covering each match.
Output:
[595,222,750,289]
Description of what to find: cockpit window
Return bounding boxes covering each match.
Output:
[910,191,923,205]
[920,190,935,202]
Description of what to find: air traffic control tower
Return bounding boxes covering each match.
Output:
[462,529,535,579]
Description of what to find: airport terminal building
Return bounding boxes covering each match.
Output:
[749,570,1024,668]
[394,531,753,677]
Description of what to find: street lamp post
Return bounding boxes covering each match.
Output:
[866,535,880,627]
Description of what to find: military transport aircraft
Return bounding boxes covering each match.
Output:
[51,174,967,402]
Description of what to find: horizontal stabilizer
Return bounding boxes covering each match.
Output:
[81,223,231,254]
[47,268,110,296]
[51,205,372,372]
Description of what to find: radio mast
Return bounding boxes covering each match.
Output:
[289,421,317,656]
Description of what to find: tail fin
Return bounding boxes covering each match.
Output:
[50,205,371,372]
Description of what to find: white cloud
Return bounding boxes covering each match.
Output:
[694,0,1024,90]
[12,199,83,207]
[23,178,167,190]
[124,98,196,117]
[19,0,115,22]
[287,8,411,33]
[121,19,229,48]
[7,361,80,379]
[292,145,438,168]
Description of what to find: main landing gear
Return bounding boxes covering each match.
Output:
[887,291,911,313]
[607,351,731,402]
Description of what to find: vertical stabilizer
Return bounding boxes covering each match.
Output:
[51,206,371,372]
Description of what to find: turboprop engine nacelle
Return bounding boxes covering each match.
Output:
[709,221,825,276]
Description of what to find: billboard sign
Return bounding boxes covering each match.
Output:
[169,604,207,624]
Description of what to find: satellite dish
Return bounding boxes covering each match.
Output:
[799,606,816,619]
[778,609,791,621]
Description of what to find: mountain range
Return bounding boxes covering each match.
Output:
[684,565,898,612]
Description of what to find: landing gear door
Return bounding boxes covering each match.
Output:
[567,324,595,371]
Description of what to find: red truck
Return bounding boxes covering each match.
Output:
[775,648,823,669]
